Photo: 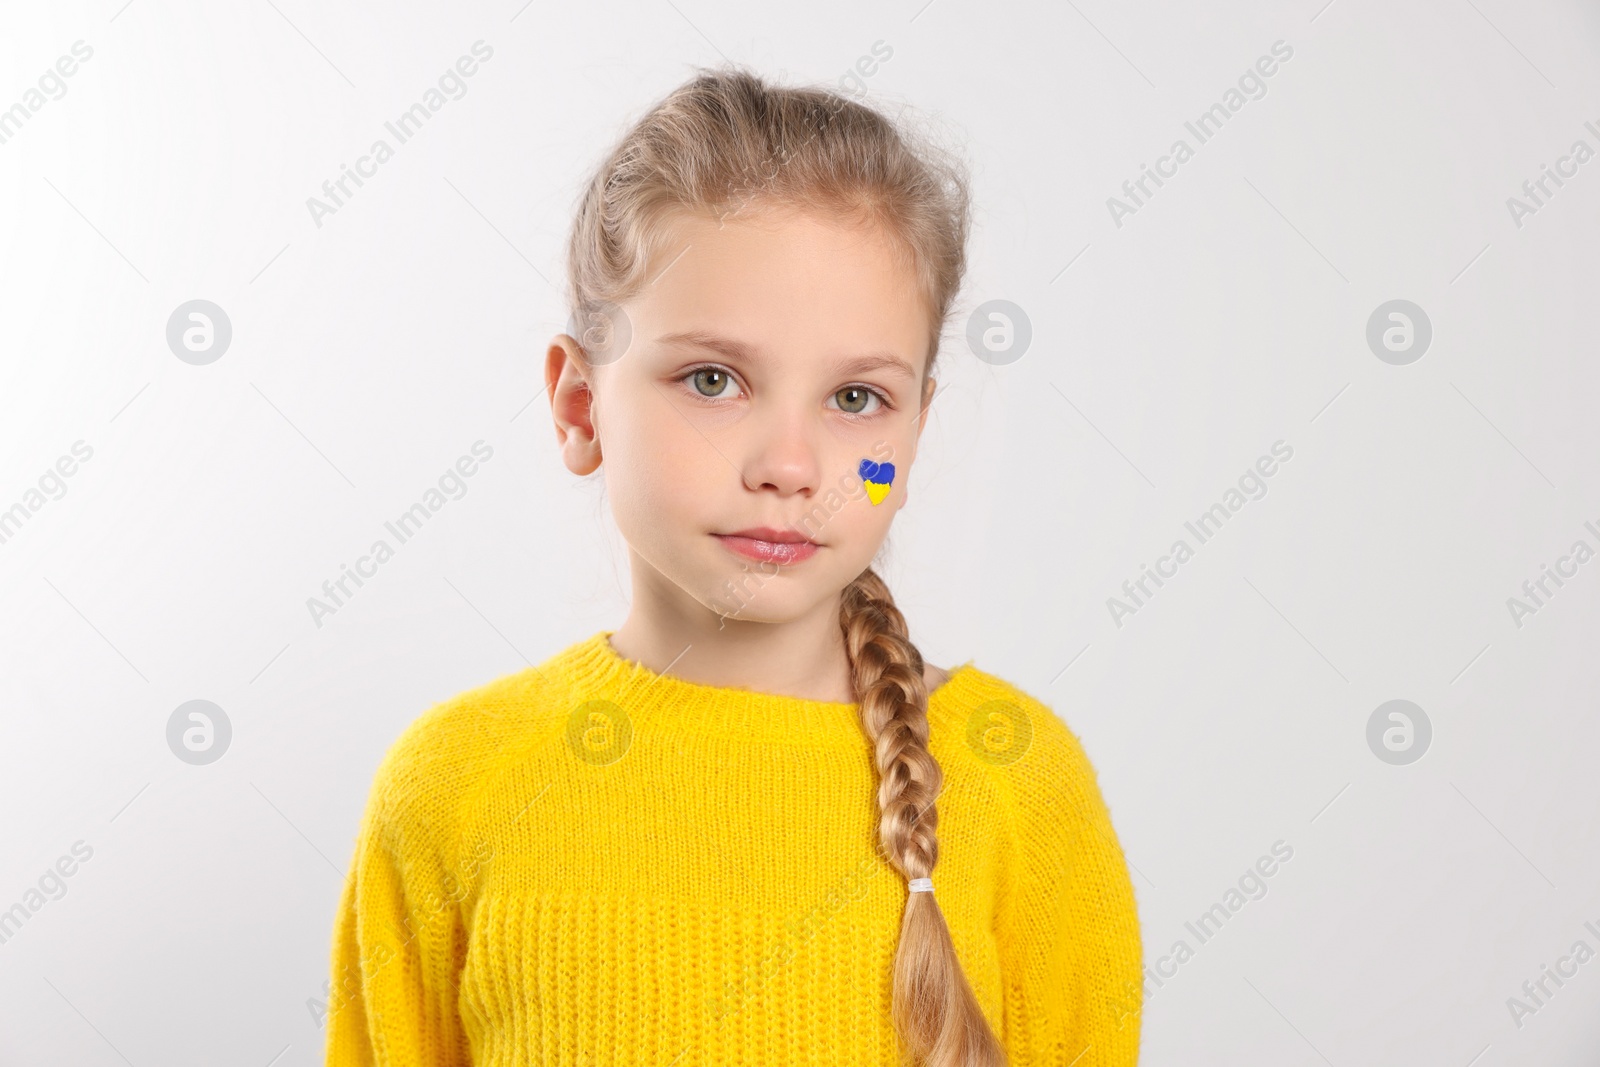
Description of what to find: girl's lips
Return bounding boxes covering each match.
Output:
[712,534,819,565]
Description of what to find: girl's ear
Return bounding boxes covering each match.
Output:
[547,334,603,476]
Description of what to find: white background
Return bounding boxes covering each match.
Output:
[2,1,1598,1064]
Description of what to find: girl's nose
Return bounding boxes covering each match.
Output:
[740,407,823,496]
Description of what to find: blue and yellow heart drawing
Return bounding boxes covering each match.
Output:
[858,459,896,505]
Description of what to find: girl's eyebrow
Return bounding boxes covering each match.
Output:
[656,330,917,382]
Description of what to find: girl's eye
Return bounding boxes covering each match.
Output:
[687,366,737,399]
[832,385,884,416]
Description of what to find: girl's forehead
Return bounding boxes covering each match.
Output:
[626,212,932,345]
[656,207,907,271]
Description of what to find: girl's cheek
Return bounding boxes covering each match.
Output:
[655,389,745,436]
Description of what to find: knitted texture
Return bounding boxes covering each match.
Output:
[324,631,1143,1065]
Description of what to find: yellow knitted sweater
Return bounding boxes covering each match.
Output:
[323,631,1142,1065]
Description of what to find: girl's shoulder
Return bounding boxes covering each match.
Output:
[931,660,1085,755]
[359,659,575,831]
[932,665,1131,894]
[930,662,1114,826]
[377,630,620,771]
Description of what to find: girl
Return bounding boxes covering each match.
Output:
[325,65,1142,1066]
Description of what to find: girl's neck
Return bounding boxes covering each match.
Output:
[607,615,948,704]
[608,611,858,705]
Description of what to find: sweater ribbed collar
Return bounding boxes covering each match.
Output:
[556,629,982,745]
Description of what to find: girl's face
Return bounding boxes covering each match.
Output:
[550,206,937,626]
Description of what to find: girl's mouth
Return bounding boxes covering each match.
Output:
[712,533,819,565]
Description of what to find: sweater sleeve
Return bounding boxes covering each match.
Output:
[325,740,473,1066]
[994,698,1143,1066]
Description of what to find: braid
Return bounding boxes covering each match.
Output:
[841,568,1008,1067]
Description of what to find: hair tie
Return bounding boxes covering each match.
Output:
[907,877,934,894]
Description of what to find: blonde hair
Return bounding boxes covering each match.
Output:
[564,64,1002,1065]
